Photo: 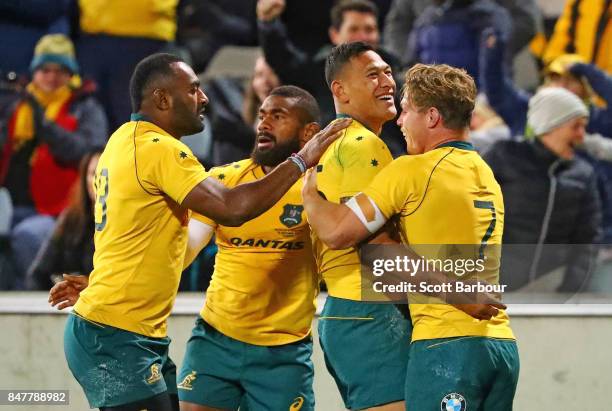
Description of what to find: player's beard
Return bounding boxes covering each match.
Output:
[251,133,300,168]
[173,97,205,137]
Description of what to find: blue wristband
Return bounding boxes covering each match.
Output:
[289,153,307,173]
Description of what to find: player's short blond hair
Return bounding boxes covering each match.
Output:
[403,64,476,130]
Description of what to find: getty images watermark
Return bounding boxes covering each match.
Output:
[370,254,507,295]
[359,244,508,303]
[359,243,612,304]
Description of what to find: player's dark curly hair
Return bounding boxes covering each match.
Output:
[129,53,184,112]
[324,41,374,89]
[269,85,321,125]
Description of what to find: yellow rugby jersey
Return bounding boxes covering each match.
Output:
[196,159,317,346]
[314,117,393,300]
[79,0,178,41]
[74,120,208,338]
[363,141,514,341]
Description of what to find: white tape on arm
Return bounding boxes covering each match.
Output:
[345,193,386,234]
[184,219,215,269]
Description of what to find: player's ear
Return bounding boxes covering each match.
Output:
[331,80,349,104]
[427,107,441,129]
[329,27,340,45]
[300,122,321,146]
[152,88,172,111]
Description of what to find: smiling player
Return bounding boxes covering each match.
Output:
[303,63,519,411]
[312,42,411,411]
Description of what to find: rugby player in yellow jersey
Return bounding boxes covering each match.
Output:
[313,41,411,411]
[177,86,320,411]
[302,64,519,411]
[54,53,350,411]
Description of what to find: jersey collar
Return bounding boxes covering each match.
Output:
[130,113,149,121]
[335,113,377,134]
[435,141,475,151]
[129,114,174,138]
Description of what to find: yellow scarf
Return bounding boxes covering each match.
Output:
[11,83,73,151]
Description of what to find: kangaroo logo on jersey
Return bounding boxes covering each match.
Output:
[289,396,304,410]
[280,204,303,228]
[178,371,197,390]
[441,393,466,411]
[146,363,162,384]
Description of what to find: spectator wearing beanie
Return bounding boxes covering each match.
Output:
[481,31,612,245]
[0,34,107,289]
[483,88,601,293]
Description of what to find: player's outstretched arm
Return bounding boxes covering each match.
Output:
[183,118,351,227]
[302,169,374,249]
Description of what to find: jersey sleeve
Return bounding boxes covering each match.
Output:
[139,134,209,204]
[363,157,419,219]
[336,134,393,199]
[189,164,239,227]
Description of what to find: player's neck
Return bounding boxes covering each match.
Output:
[135,108,181,139]
[424,128,469,153]
[337,111,384,135]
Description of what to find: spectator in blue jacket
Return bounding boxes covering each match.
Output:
[407,0,511,86]
[385,0,540,67]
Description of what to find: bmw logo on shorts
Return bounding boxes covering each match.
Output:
[441,393,467,411]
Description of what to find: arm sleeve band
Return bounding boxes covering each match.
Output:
[345,193,387,234]
[183,219,215,269]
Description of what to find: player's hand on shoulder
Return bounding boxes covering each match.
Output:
[48,274,89,310]
[298,118,352,168]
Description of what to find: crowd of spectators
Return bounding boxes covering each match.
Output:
[0,0,610,293]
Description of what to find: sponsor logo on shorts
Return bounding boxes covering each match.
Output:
[441,393,466,411]
[289,396,304,410]
[177,371,197,390]
[280,204,304,228]
[146,364,162,385]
